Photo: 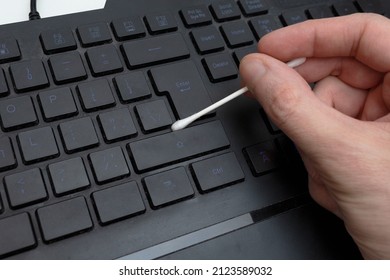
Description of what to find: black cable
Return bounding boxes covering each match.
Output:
[29,0,41,20]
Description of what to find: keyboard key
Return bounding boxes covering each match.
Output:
[38,87,78,121]
[210,0,241,22]
[249,15,283,40]
[143,167,194,208]
[0,37,21,63]
[191,26,225,54]
[40,28,77,54]
[233,45,258,65]
[10,59,49,92]
[332,2,359,16]
[77,22,112,47]
[280,9,308,26]
[59,117,99,153]
[92,181,145,225]
[238,0,269,16]
[18,126,59,164]
[77,79,116,112]
[36,197,93,243]
[89,146,130,184]
[0,69,9,97]
[86,44,123,76]
[49,51,87,84]
[111,16,146,41]
[0,137,17,171]
[0,96,38,131]
[135,99,173,133]
[356,0,383,13]
[0,213,36,258]
[244,140,282,176]
[191,152,244,192]
[48,157,90,196]
[180,5,213,27]
[129,120,230,172]
[114,71,151,103]
[306,5,334,19]
[98,108,137,142]
[150,60,213,119]
[4,168,48,208]
[144,12,178,34]
[202,53,238,82]
[122,33,190,69]
[220,21,253,48]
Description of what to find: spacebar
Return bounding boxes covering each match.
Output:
[129,120,230,172]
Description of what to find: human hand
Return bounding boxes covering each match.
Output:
[240,13,390,259]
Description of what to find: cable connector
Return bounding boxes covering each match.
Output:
[29,0,41,20]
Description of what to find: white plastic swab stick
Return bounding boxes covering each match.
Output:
[171,57,307,131]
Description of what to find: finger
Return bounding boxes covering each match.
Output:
[360,84,390,121]
[258,13,390,72]
[313,76,367,118]
[296,57,383,89]
[240,53,355,152]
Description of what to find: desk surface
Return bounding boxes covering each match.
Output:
[0,0,105,25]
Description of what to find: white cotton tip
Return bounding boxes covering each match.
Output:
[171,117,195,131]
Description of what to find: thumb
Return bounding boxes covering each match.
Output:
[240,53,350,152]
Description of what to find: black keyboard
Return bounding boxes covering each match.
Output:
[0,0,388,259]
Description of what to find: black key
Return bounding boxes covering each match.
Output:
[111,16,146,41]
[220,21,253,48]
[59,117,99,153]
[135,99,173,133]
[190,26,225,54]
[191,152,244,193]
[203,53,238,83]
[275,135,299,165]
[0,37,21,63]
[0,137,17,171]
[249,15,283,40]
[49,51,87,84]
[114,72,151,103]
[36,197,93,243]
[244,140,282,176]
[332,2,359,16]
[261,109,280,134]
[121,33,189,69]
[0,213,36,258]
[77,22,112,47]
[280,9,308,26]
[92,181,145,225]
[10,59,49,92]
[48,157,90,196]
[0,96,38,131]
[233,45,258,65]
[307,5,334,19]
[18,127,59,164]
[89,146,130,184]
[150,60,212,119]
[144,12,178,34]
[98,108,137,142]
[180,5,213,27]
[86,44,123,76]
[0,69,9,97]
[238,0,269,16]
[38,87,78,121]
[210,0,241,22]
[356,0,383,13]
[40,28,77,54]
[129,120,230,172]
[77,79,116,112]
[4,168,47,208]
[143,167,194,209]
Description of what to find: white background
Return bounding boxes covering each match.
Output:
[0,0,106,25]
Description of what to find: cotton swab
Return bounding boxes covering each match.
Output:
[171,57,307,131]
